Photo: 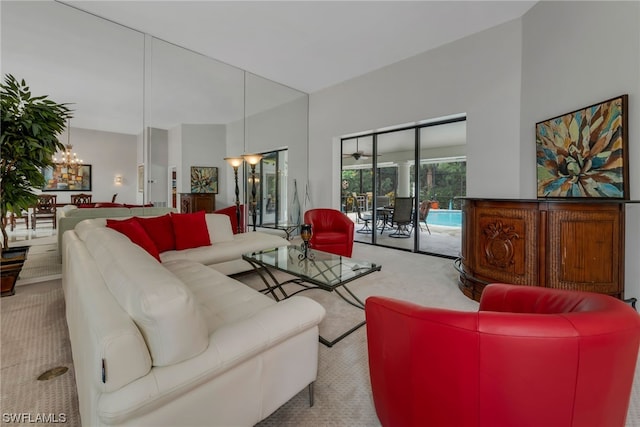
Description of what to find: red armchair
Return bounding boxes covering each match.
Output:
[365,283,640,427]
[303,208,354,257]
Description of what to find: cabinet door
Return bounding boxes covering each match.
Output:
[194,195,215,212]
[546,205,622,296]
[473,204,539,286]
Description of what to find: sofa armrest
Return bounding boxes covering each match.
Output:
[96,296,326,424]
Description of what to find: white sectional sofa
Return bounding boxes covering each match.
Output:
[56,204,176,254]
[70,214,291,275]
[62,213,326,426]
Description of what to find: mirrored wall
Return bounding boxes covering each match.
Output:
[2,0,145,205]
[1,1,308,214]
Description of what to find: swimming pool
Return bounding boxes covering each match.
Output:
[427,209,462,227]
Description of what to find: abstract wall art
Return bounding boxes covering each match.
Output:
[190,166,218,193]
[536,95,628,199]
[42,164,92,191]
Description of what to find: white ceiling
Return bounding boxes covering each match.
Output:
[64,0,537,94]
[2,1,536,136]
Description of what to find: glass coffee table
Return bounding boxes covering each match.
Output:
[243,246,382,347]
[260,222,299,240]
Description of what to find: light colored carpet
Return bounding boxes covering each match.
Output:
[0,279,80,426]
[2,243,640,426]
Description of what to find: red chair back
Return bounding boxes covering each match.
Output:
[366,284,640,427]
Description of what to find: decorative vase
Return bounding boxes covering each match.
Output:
[299,223,313,260]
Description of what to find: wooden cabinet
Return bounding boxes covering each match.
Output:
[180,193,215,213]
[458,198,625,301]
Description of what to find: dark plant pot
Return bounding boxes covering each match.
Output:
[1,246,30,297]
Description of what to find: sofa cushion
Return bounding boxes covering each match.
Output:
[64,207,132,218]
[129,206,177,217]
[106,218,161,262]
[205,213,234,244]
[84,227,209,366]
[160,231,289,267]
[136,214,175,252]
[163,260,275,333]
[171,211,212,250]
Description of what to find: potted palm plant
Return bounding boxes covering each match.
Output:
[0,74,71,296]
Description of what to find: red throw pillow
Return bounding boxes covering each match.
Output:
[136,214,176,252]
[170,211,211,250]
[106,218,161,262]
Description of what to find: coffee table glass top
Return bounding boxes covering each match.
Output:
[243,246,381,290]
[260,222,299,240]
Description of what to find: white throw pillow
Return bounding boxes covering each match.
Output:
[205,213,234,244]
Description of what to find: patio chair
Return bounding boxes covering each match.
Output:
[418,200,431,235]
[376,196,390,208]
[31,194,57,230]
[388,197,413,238]
[353,192,373,234]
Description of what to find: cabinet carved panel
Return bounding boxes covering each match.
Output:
[458,199,625,302]
[482,221,519,269]
[473,206,538,286]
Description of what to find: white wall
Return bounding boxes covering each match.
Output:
[43,126,138,204]
[309,18,523,209]
[308,1,640,299]
[178,124,228,209]
[246,95,309,214]
[220,96,309,214]
[520,1,640,298]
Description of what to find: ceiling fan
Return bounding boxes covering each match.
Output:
[343,138,375,160]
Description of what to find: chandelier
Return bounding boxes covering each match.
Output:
[53,119,83,168]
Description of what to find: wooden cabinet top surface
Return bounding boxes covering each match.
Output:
[459,197,639,204]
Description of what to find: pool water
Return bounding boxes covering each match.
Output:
[427,209,462,227]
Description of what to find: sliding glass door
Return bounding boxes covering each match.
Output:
[341,118,466,258]
[342,136,374,243]
[375,129,415,250]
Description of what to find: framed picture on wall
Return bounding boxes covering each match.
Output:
[536,94,628,199]
[190,166,218,193]
[138,164,144,193]
[42,164,92,191]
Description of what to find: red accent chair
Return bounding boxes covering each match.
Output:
[365,283,640,427]
[303,208,354,257]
